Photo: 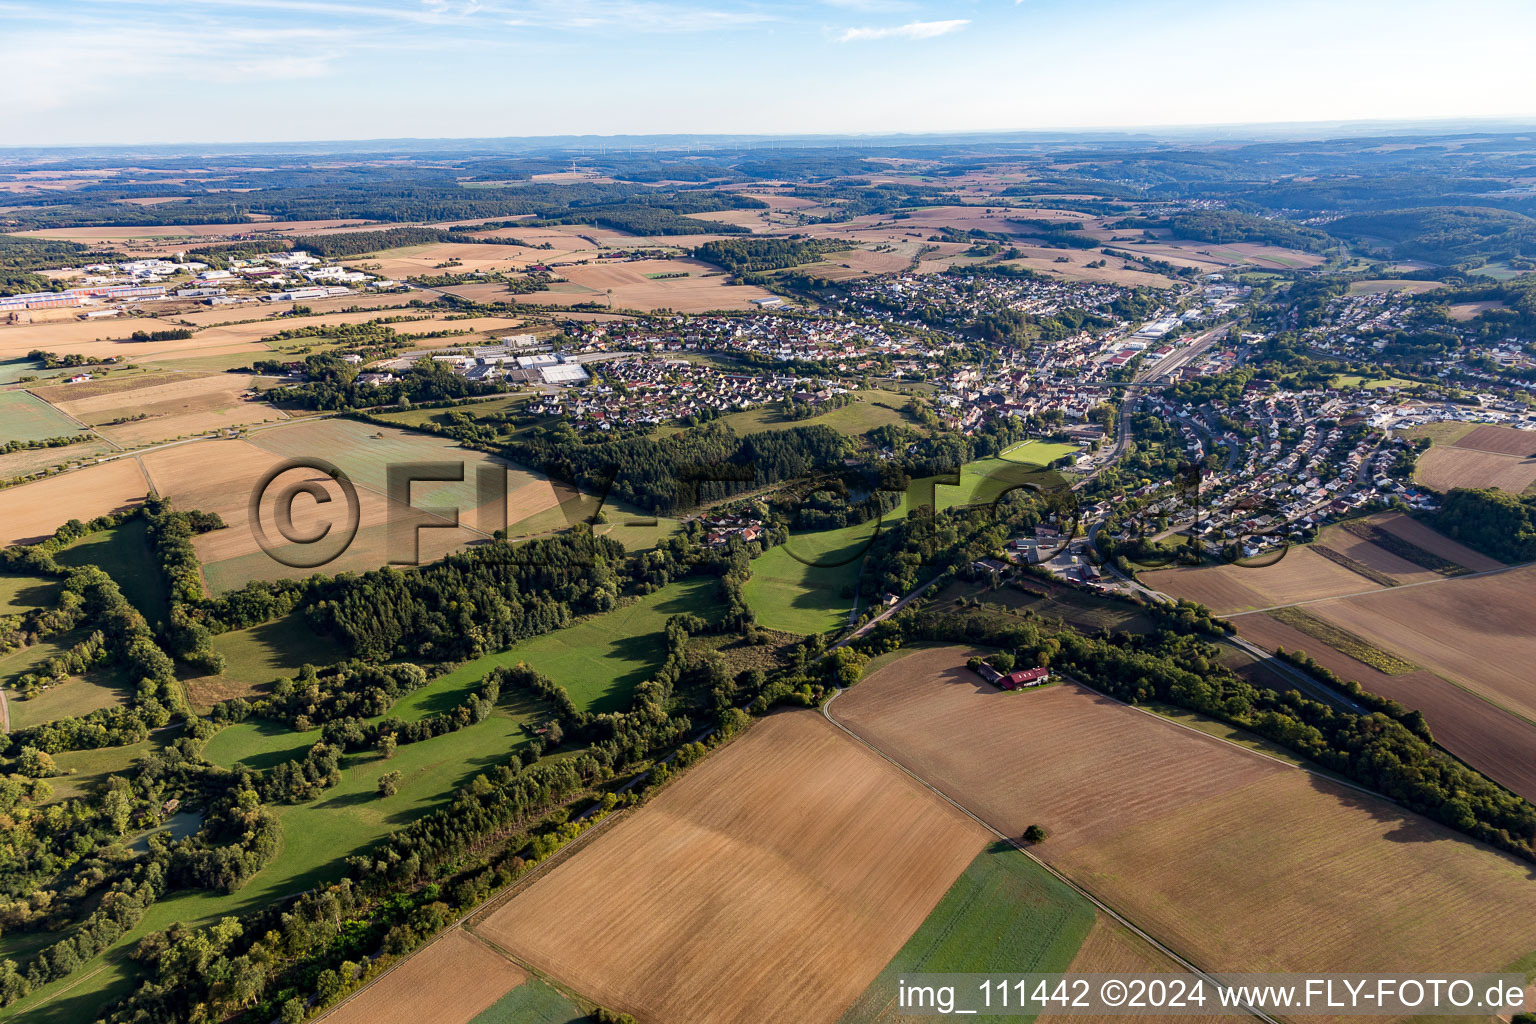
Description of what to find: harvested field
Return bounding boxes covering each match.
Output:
[476,711,988,1024]
[1314,521,1442,584]
[0,318,268,365]
[520,258,775,312]
[1140,545,1382,615]
[0,458,148,546]
[1038,918,1230,1024]
[1370,511,1504,572]
[832,647,1536,988]
[1415,446,1536,494]
[1454,424,1536,457]
[1237,613,1536,803]
[323,929,526,1024]
[0,391,83,443]
[1268,605,1418,674]
[44,373,287,445]
[1306,563,1536,724]
[143,424,575,592]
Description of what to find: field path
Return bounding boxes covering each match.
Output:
[821,687,1278,1024]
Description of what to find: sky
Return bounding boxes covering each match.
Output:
[5,0,1536,147]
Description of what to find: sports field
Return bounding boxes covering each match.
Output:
[475,711,988,1024]
[831,647,1536,986]
[0,389,83,443]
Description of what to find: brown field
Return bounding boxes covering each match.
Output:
[0,319,270,365]
[1370,511,1505,572]
[1447,300,1509,320]
[1307,563,1536,725]
[8,219,379,244]
[0,457,148,546]
[520,258,775,312]
[1040,919,1229,1024]
[1346,279,1443,296]
[1415,446,1536,494]
[1454,424,1536,457]
[833,648,1536,985]
[1313,521,1443,584]
[475,711,988,1024]
[141,423,576,592]
[323,929,527,1024]
[0,438,115,480]
[173,292,415,325]
[1237,612,1536,802]
[1141,545,1383,615]
[42,373,288,445]
[349,242,553,279]
[192,312,527,347]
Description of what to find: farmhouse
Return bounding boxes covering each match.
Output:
[973,663,1051,689]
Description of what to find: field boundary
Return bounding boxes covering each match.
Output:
[821,691,1275,1024]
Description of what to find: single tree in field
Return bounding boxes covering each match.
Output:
[1023,824,1048,844]
[377,770,402,798]
[378,733,397,760]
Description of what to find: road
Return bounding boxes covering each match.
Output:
[832,575,942,648]
[821,686,1277,1024]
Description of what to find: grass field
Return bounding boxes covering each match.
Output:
[1269,605,1418,674]
[0,390,83,443]
[743,442,1081,634]
[53,517,170,625]
[0,572,59,613]
[7,667,130,731]
[652,389,920,441]
[840,842,1095,1024]
[1331,373,1420,390]
[832,647,1536,990]
[468,977,586,1024]
[182,612,342,707]
[476,711,987,1024]
[435,575,719,714]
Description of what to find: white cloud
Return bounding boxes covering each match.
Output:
[836,17,966,42]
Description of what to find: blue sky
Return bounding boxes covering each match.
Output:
[5,0,1536,146]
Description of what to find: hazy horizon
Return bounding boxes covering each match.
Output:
[6,0,1536,147]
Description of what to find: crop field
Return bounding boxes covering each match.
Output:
[831,647,1536,986]
[0,389,83,443]
[1454,424,1536,457]
[475,711,988,1024]
[1301,564,1536,724]
[41,372,289,445]
[142,423,574,592]
[1311,521,1443,585]
[0,456,148,547]
[1140,545,1384,615]
[1414,445,1536,494]
[1268,605,1418,674]
[1346,279,1442,295]
[1367,512,1505,571]
[1235,612,1536,802]
[466,978,586,1024]
[520,258,776,312]
[0,436,114,480]
[325,929,528,1024]
[840,842,1095,1024]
